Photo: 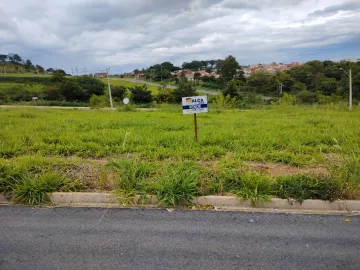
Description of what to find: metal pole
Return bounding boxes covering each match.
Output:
[349,69,352,110]
[106,68,113,108]
[194,113,198,142]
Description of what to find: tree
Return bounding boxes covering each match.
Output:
[156,84,173,103]
[318,77,338,95]
[172,80,197,103]
[277,72,295,92]
[53,69,66,75]
[193,72,201,84]
[0,54,7,62]
[24,60,34,71]
[223,79,242,98]
[46,68,55,74]
[8,53,22,64]
[59,80,83,101]
[35,65,45,74]
[74,76,105,100]
[218,55,241,84]
[290,81,307,93]
[111,85,127,100]
[129,85,152,103]
[182,60,206,70]
[247,70,277,94]
[50,72,66,83]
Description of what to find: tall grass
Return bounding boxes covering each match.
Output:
[1,106,359,166]
[0,106,360,205]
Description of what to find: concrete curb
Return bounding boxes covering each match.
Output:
[1,192,360,213]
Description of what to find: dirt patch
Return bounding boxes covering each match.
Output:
[245,162,330,177]
[60,163,117,191]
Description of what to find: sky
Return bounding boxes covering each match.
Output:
[1,0,359,74]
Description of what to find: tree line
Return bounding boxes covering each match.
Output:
[0,53,63,74]
[134,55,359,103]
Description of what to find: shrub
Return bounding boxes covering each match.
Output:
[172,80,197,103]
[156,85,173,103]
[296,90,318,104]
[276,93,297,105]
[89,95,108,109]
[212,93,237,111]
[42,85,62,100]
[74,76,105,99]
[129,85,152,104]
[111,85,127,101]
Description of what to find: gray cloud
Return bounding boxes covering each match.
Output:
[0,0,359,72]
[308,0,360,18]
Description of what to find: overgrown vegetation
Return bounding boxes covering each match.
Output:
[0,107,359,206]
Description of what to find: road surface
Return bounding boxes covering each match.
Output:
[1,206,359,269]
[113,78,219,96]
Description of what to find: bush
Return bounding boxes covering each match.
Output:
[5,85,39,101]
[129,85,152,104]
[117,104,136,112]
[212,93,237,111]
[42,85,62,100]
[74,76,105,99]
[276,93,296,105]
[156,85,173,103]
[296,90,318,104]
[89,95,108,108]
[173,80,197,103]
[59,80,84,101]
[111,85,127,101]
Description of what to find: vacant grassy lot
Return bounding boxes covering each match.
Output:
[1,106,359,164]
[0,82,44,92]
[1,106,359,205]
[102,78,160,93]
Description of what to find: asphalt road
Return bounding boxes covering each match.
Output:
[1,206,359,270]
[115,78,219,96]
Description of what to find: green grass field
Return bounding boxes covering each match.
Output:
[103,79,160,94]
[1,106,359,205]
[1,106,359,164]
[0,82,44,92]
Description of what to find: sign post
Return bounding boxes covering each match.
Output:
[182,96,208,142]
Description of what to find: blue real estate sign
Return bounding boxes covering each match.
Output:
[182,96,208,114]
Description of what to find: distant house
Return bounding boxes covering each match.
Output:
[94,72,107,78]
[135,73,145,79]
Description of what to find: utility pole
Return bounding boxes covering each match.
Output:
[76,67,79,76]
[350,69,352,110]
[106,68,113,108]
[341,68,352,110]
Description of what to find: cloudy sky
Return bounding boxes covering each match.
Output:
[1,0,359,73]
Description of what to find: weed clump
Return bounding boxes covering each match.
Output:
[154,163,200,207]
